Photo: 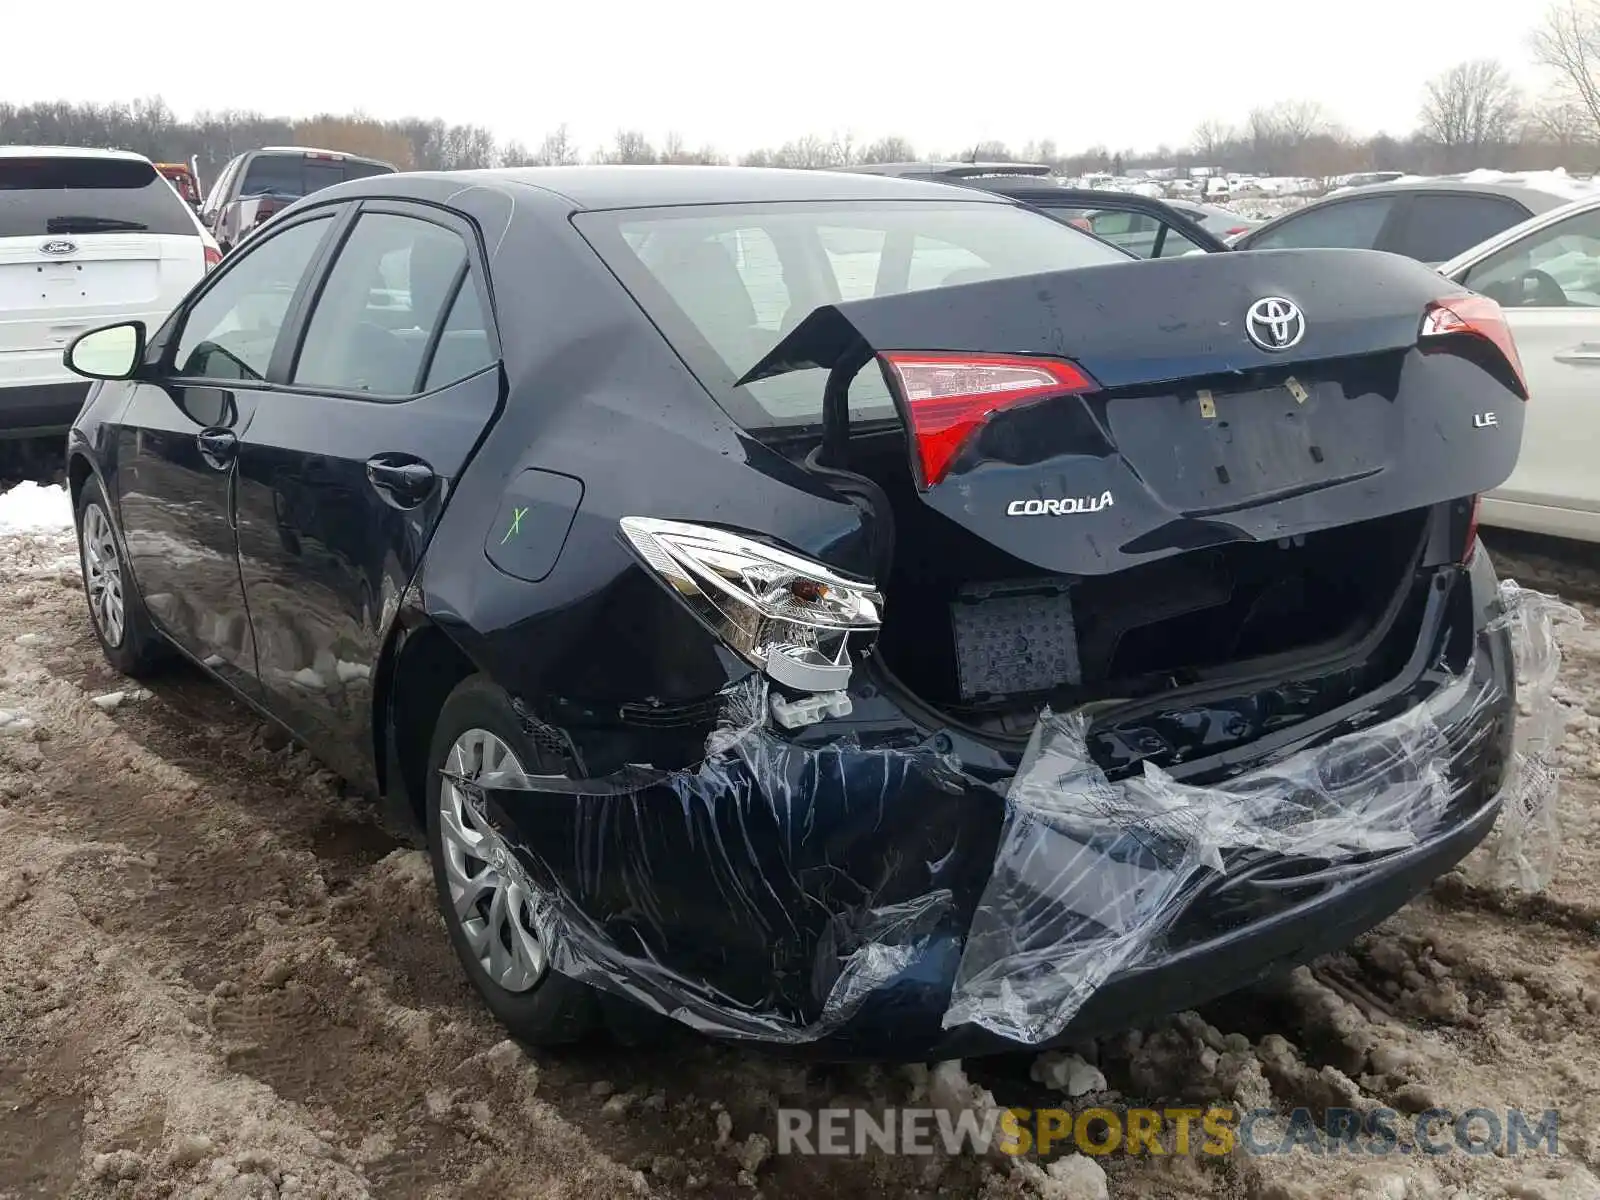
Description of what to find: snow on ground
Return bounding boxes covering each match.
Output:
[0,479,71,535]
[3,503,1600,1198]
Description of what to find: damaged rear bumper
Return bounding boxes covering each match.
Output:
[455,559,1577,1060]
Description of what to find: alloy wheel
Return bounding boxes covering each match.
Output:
[438,729,548,993]
[81,503,126,649]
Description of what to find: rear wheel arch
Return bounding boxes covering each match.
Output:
[377,619,480,826]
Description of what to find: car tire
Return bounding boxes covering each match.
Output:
[75,475,170,677]
[425,674,597,1046]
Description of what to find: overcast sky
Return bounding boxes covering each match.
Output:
[4,1,1551,156]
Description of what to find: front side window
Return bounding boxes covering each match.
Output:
[1463,208,1600,308]
[292,212,470,395]
[172,216,333,381]
[577,200,1130,428]
[1246,197,1396,251]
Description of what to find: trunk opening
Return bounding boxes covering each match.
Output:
[833,427,1432,741]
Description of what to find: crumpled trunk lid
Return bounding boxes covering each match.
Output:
[742,248,1527,577]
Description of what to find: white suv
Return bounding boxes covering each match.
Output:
[1,146,219,440]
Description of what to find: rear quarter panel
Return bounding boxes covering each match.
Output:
[405,185,875,769]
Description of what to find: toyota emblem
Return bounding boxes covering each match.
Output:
[1245,296,1306,352]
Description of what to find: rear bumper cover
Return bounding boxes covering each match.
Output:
[0,381,88,439]
[465,555,1555,1059]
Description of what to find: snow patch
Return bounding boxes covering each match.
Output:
[0,481,72,535]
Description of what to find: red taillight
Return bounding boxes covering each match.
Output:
[203,245,221,271]
[1421,294,1528,399]
[879,352,1099,488]
[1225,226,1248,237]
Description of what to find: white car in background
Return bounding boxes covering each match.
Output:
[0,146,219,441]
[1441,195,1600,543]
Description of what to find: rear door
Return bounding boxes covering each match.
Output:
[1456,205,1600,533]
[0,155,206,379]
[231,201,501,780]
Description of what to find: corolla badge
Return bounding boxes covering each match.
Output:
[1007,491,1114,516]
[1245,296,1305,351]
[39,239,78,256]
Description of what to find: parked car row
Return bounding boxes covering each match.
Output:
[868,163,1595,544]
[2,144,396,451]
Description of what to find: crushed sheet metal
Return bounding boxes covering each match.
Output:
[443,583,1575,1047]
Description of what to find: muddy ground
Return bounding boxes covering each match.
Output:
[3,511,1600,1200]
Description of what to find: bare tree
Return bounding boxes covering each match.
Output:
[969,139,1014,162]
[860,135,916,163]
[1246,100,1332,173]
[1192,118,1234,161]
[1533,0,1600,141]
[656,132,722,164]
[532,124,580,166]
[601,129,656,164]
[1419,59,1519,167]
[500,139,537,167]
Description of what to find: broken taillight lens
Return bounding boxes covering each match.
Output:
[618,517,882,693]
[879,352,1100,489]
[1420,295,1528,400]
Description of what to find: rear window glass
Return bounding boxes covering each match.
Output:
[577,200,1129,429]
[0,156,197,238]
[238,154,394,200]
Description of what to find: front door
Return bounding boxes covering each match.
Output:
[232,203,502,782]
[1458,206,1600,528]
[111,212,339,695]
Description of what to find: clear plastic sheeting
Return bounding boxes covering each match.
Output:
[452,680,988,1043]
[1481,580,1586,891]
[443,581,1577,1049]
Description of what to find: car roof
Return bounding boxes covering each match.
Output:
[334,165,1018,210]
[252,145,394,164]
[1314,178,1572,211]
[847,161,1055,178]
[0,145,153,163]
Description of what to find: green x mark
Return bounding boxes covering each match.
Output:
[500,506,529,545]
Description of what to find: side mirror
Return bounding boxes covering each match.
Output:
[65,321,146,381]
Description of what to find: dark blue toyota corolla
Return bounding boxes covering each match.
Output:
[60,165,1524,1059]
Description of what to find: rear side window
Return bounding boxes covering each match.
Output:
[0,156,197,238]
[1246,197,1395,251]
[423,281,496,391]
[1392,194,1526,263]
[292,212,470,395]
